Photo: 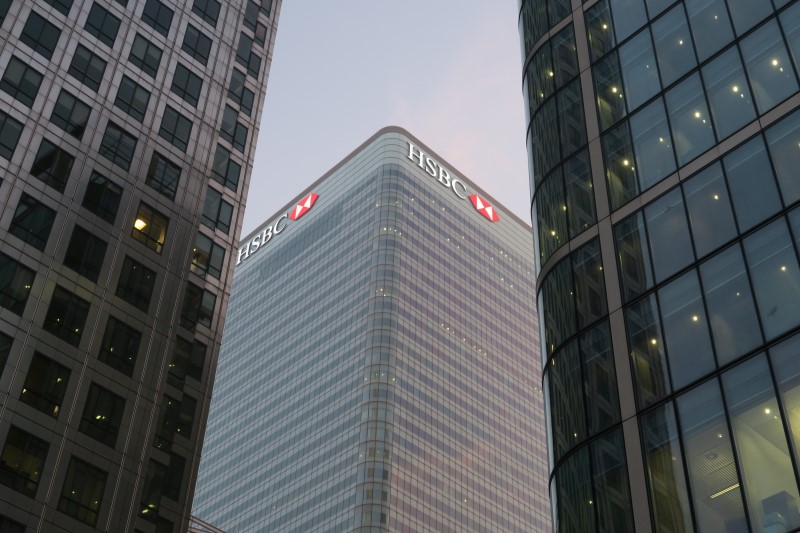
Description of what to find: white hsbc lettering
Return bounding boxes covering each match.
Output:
[407,142,468,199]
[236,213,288,265]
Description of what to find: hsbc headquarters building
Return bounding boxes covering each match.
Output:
[190,127,550,531]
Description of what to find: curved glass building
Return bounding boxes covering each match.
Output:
[519,0,800,531]
[192,127,550,532]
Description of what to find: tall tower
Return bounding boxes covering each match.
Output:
[191,127,551,532]
[520,0,800,531]
[0,0,281,531]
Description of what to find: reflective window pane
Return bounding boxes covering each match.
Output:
[743,218,800,339]
[702,47,757,139]
[615,213,653,301]
[659,271,715,389]
[619,30,661,112]
[595,53,627,131]
[683,163,737,257]
[723,355,800,533]
[581,323,620,435]
[627,294,669,407]
[549,340,585,461]
[685,0,735,61]
[782,2,800,76]
[591,429,635,533]
[740,20,799,114]
[700,245,763,365]
[641,403,693,532]
[564,150,596,237]
[652,5,697,86]
[726,0,773,36]
[765,108,800,205]
[770,333,800,471]
[536,170,568,264]
[603,121,638,209]
[541,259,576,355]
[630,99,676,191]
[676,381,748,533]
[558,79,587,158]
[555,447,596,533]
[723,137,782,232]
[644,188,693,282]
[610,0,647,41]
[665,74,716,165]
[572,239,607,329]
[552,25,579,87]
[587,0,616,61]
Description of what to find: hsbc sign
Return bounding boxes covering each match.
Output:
[236,193,318,265]
[407,142,499,222]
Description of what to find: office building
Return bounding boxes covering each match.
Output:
[519,0,800,530]
[192,127,550,532]
[0,0,281,530]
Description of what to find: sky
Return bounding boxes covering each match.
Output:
[241,0,529,236]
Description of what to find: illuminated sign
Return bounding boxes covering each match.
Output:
[407,142,499,223]
[237,193,319,265]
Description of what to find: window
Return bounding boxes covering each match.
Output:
[44,0,73,15]
[0,515,24,533]
[114,75,150,122]
[68,44,107,91]
[182,24,211,65]
[79,383,125,448]
[0,253,35,315]
[603,121,638,209]
[50,89,91,139]
[744,218,800,340]
[652,5,697,87]
[31,139,75,192]
[132,202,169,254]
[253,22,268,47]
[180,283,215,329]
[0,426,49,497]
[146,152,181,200]
[260,0,273,17]
[191,232,225,279]
[43,286,90,347]
[20,11,60,59]
[58,457,107,527]
[228,69,254,116]
[619,30,661,113]
[202,187,233,234]
[0,110,22,160]
[176,394,196,437]
[741,20,799,114]
[220,105,247,152]
[211,144,241,191]
[139,460,167,520]
[629,100,676,192]
[167,336,205,387]
[0,333,11,380]
[158,106,192,151]
[243,0,259,31]
[141,0,173,36]
[644,189,693,283]
[116,256,156,312]
[99,122,137,171]
[727,0,773,35]
[129,34,162,78]
[235,33,261,77]
[685,0,734,61]
[702,47,756,140]
[63,225,107,283]
[0,57,43,107]
[768,109,800,205]
[163,454,185,501]
[683,162,737,257]
[153,395,179,450]
[627,294,669,407]
[665,74,715,165]
[723,136,782,232]
[594,53,625,131]
[192,0,220,27]
[82,172,122,224]
[171,64,202,106]
[0,0,10,24]
[85,2,120,47]
[10,194,56,251]
[20,352,71,416]
[98,316,141,376]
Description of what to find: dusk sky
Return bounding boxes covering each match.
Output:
[242,1,529,236]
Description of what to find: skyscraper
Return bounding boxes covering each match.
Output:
[0,0,280,530]
[520,0,800,531]
[192,127,550,532]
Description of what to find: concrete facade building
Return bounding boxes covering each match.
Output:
[192,128,550,532]
[520,0,800,531]
[0,0,281,530]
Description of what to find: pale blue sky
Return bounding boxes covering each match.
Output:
[243,1,528,235]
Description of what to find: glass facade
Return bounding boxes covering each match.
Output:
[520,0,800,530]
[0,0,281,531]
[192,129,551,532]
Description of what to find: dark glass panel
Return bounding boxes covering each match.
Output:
[630,99,676,191]
[665,74,716,165]
[685,0,734,61]
[702,47,757,140]
[723,136,782,232]
[591,429,635,533]
[619,30,661,112]
[627,294,669,407]
[604,121,638,209]
[615,213,654,301]
[652,5,697,86]
[644,188,694,282]
[740,20,798,114]
[683,163,737,257]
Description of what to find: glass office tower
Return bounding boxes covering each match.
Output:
[0,0,281,531]
[520,0,800,531]
[192,127,550,532]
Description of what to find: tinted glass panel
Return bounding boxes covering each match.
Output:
[702,47,757,139]
[644,188,693,283]
[723,137,782,232]
[683,163,737,257]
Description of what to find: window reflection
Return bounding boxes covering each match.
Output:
[652,5,697,86]
[702,47,756,140]
[722,136,782,232]
[685,0,734,61]
[740,20,799,114]
[683,163,737,257]
[630,99,676,191]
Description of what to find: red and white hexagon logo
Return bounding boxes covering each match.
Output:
[469,194,500,222]
[289,193,319,221]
